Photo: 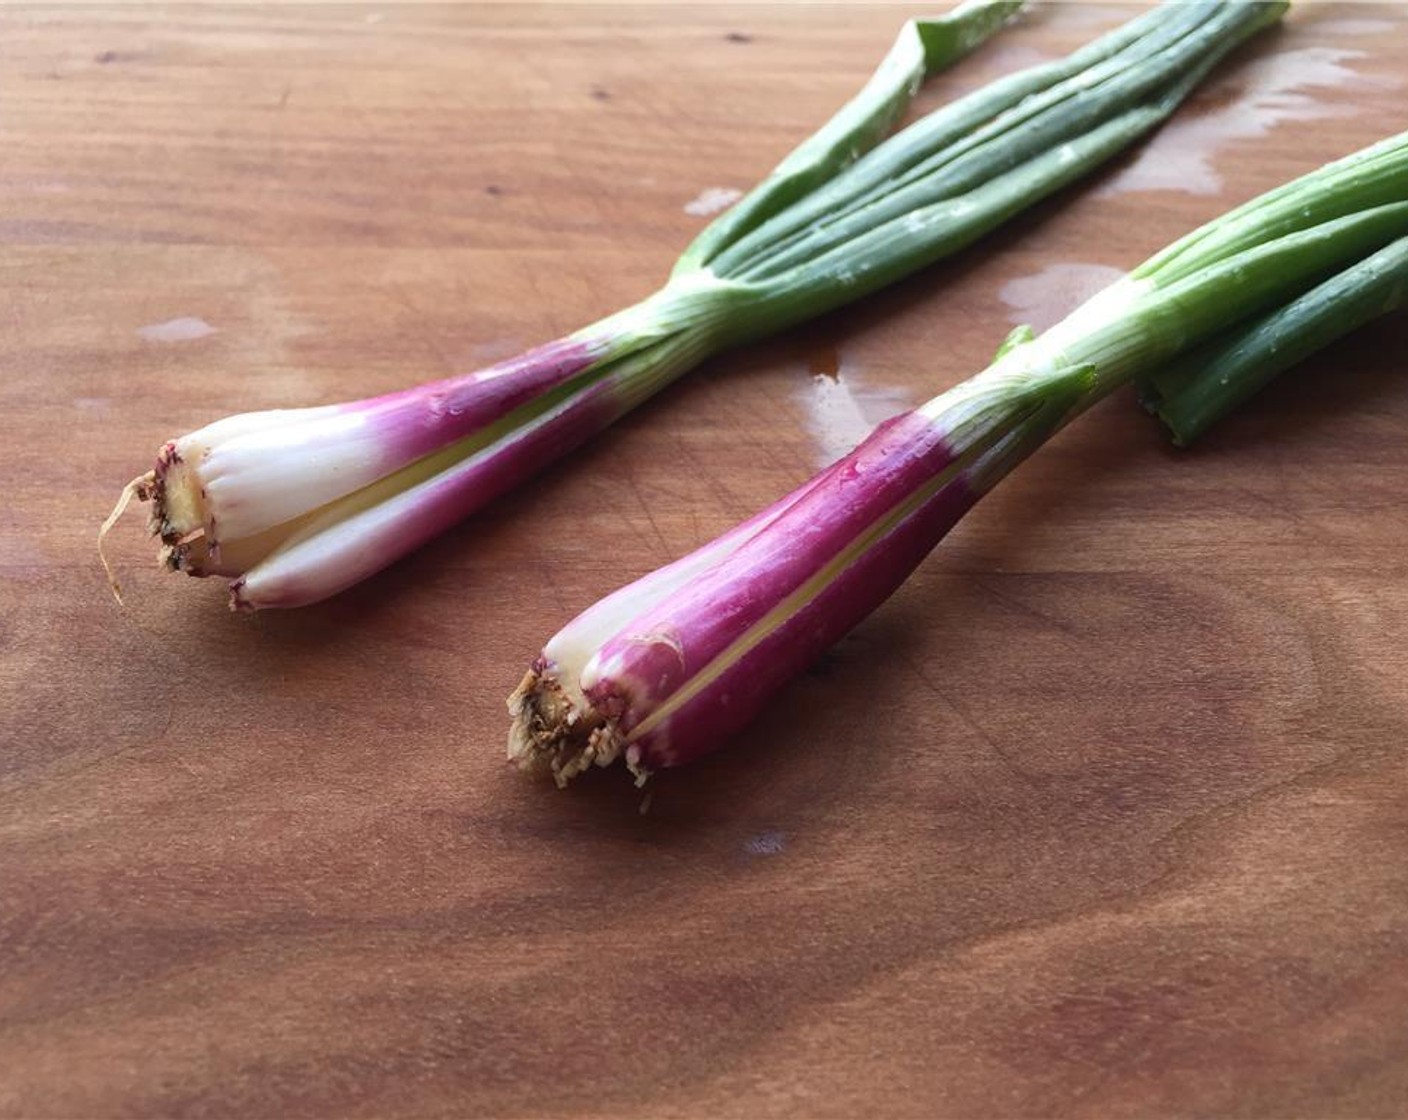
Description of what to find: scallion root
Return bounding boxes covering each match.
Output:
[98,471,155,606]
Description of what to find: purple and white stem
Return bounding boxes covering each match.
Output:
[507,341,1099,785]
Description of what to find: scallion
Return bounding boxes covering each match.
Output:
[509,130,1408,785]
[104,0,1287,609]
[1137,234,1408,444]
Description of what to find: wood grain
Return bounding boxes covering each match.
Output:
[2,4,1407,1117]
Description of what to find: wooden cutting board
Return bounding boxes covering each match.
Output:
[2,4,1406,1116]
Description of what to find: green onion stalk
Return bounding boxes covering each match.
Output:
[104,0,1286,609]
[509,131,1408,786]
[1139,234,1408,443]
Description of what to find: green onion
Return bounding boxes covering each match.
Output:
[509,130,1408,785]
[1138,235,1408,444]
[104,1,1287,609]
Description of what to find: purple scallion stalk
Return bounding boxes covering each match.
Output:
[120,286,721,610]
[508,358,1092,784]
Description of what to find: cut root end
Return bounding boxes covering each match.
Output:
[98,471,156,606]
[506,667,648,788]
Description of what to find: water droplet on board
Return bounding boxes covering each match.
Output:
[137,317,217,343]
[1097,47,1384,197]
[744,830,786,856]
[1310,17,1401,39]
[797,353,912,469]
[683,187,743,217]
[998,263,1125,333]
